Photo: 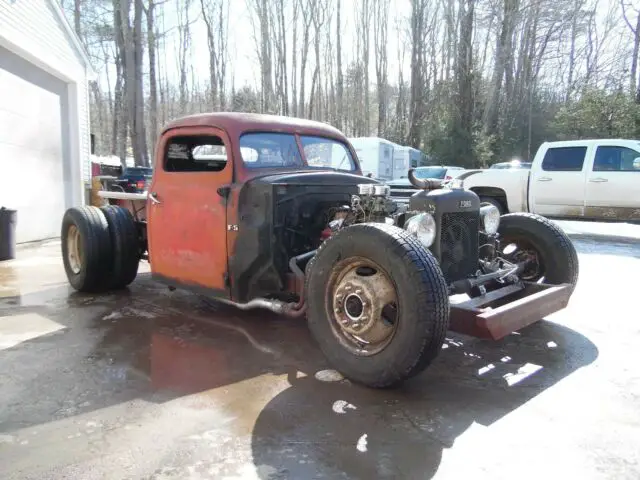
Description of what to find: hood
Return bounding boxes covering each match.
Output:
[247,170,379,187]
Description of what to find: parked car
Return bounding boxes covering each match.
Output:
[59,113,578,388]
[386,165,466,204]
[110,166,153,193]
[489,160,532,169]
[463,139,640,220]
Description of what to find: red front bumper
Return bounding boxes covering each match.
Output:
[449,282,573,340]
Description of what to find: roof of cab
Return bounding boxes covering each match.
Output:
[162,112,347,140]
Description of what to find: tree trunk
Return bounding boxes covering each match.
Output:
[147,0,158,154]
[336,0,343,129]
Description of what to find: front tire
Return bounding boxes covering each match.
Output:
[498,212,579,287]
[61,206,113,292]
[306,223,450,388]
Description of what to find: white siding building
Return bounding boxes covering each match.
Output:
[0,0,95,243]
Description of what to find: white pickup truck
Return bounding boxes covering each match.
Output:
[464,139,640,221]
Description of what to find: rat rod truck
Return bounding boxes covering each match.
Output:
[61,113,578,388]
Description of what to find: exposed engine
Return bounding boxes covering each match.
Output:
[319,184,400,241]
[317,174,507,291]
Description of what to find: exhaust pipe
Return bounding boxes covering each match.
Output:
[216,249,317,318]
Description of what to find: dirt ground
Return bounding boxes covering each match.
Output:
[1,225,639,480]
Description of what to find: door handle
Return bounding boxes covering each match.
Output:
[589,178,608,183]
[149,192,162,204]
[537,177,552,182]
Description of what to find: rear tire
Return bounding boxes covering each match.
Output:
[100,205,140,289]
[498,212,579,288]
[61,206,112,292]
[306,223,450,388]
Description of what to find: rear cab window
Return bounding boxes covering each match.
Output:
[541,147,587,172]
[593,146,640,172]
[164,135,228,172]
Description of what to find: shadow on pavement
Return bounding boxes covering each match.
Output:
[0,274,598,480]
[250,320,599,479]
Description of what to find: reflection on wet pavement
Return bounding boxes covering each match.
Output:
[0,235,638,479]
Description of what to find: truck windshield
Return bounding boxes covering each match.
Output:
[300,135,356,171]
[413,167,447,179]
[239,132,356,172]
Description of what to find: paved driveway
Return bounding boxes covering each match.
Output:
[0,225,639,479]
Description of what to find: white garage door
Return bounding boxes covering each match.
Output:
[0,48,67,244]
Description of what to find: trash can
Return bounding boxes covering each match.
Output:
[0,207,17,261]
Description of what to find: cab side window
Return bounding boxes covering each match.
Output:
[164,135,228,172]
[593,146,640,172]
[541,146,586,172]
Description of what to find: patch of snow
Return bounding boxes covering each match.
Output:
[102,311,122,321]
[314,369,344,382]
[356,434,368,452]
[332,400,357,414]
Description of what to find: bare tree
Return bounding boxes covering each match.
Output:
[249,0,275,112]
[335,0,344,129]
[373,0,390,137]
[622,0,640,95]
[297,0,314,118]
[145,0,159,151]
[200,0,229,111]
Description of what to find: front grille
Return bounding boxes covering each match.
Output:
[439,211,479,283]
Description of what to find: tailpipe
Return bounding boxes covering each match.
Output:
[218,250,317,318]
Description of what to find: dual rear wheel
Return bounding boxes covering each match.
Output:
[61,205,140,292]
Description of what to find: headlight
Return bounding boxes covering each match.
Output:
[405,213,436,247]
[480,203,500,234]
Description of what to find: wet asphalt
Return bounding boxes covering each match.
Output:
[0,223,639,480]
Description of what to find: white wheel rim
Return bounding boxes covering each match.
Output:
[67,225,83,274]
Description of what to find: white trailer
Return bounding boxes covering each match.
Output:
[392,146,429,177]
[349,137,397,180]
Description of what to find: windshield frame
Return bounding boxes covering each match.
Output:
[237,130,359,174]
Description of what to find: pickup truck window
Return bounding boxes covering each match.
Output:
[414,167,447,179]
[164,135,228,173]
[541,146,586,172]
[300,135,356,171]
[593,146,640,172]
[239,132,303,169]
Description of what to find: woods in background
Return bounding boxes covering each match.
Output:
[62,0,640,168]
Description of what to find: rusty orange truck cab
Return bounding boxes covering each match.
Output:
[146,113,373,303]
[61,112,579,388]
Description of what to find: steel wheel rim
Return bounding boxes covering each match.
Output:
[501,235,545,282]
[67,225,83,274]
[326,256,399,356]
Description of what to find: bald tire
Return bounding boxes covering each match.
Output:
[61,206,113,292]
[306,223,450,388]
[100,205,140,289]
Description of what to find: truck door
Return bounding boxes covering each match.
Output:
[529,145,590,218]
[147,127,232,295]
[584,144,640,220]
